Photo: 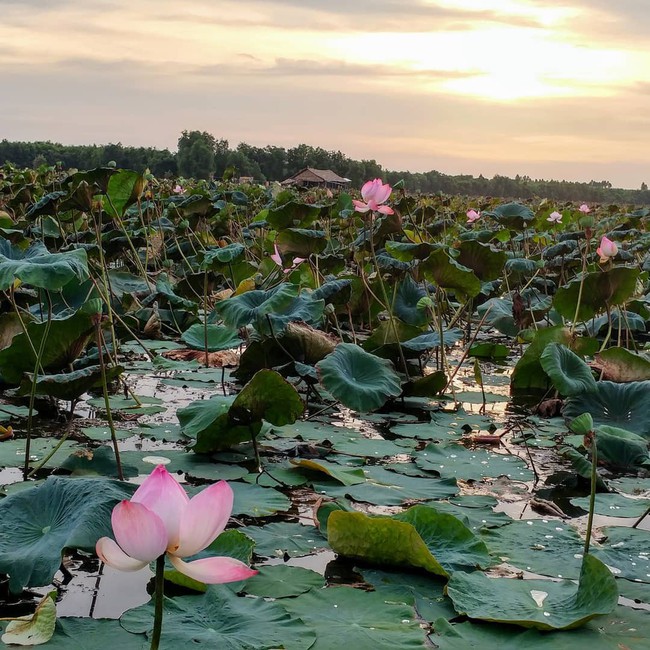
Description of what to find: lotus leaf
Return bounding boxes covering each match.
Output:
[316,343,401,412]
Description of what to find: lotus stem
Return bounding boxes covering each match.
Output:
[203,270,210,368]
[95,319,124,481]
[23,291,52,480]
[150,554,165,650]
[583,430,598,556]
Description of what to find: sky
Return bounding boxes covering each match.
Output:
[1,0,649,188]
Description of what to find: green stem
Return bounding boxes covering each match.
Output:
[95,321,124,481]
[583,432,598,556]
[150,554,165,650]
[24,291,52,480]
[366,216,409,378]
[203,270,210,367]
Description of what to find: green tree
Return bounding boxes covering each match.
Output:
[177,131,216,179]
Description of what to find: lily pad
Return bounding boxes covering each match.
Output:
[540,344,597,396]
[240,522,328,558]
[482,519,585,579]
[281,586,427,650]
[120,584,316,650]
[243,565,325,599]
[446,555,617,631]
[414,443,534,482]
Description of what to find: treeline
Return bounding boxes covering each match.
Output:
[2,132,649,204]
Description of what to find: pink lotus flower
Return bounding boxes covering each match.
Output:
[579,204,590,213]
[596,236,618,263]
[547,211,562,224]
[466,209,481,224]
[173,184,183,194]
[352,179,394,215]
[271,243,306,274]
[96,465,257,584]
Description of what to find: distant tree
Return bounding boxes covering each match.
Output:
[177,131,216,179]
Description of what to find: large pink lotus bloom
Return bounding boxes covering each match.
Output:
[547,211,562,224]
[352,179,394,215]
[596,236,618,263]
[271,243,306,274]
[466,209,481,224]
[96,465,257,584]
[579,203,590,213]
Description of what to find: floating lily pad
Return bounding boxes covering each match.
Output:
[313,466,458,506]
[240,522,328,558]
[230,481,292,517]
[592,527,650,582]
[571,493,650,518]
[446,555,617,631]
[415,443,534,482]
[120,584,316,650]
[281,586,427,650]
[482,519,585,579]
[431,606,650,649]
[243,565,325,599]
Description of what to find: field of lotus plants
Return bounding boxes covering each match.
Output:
[0,163,649,648]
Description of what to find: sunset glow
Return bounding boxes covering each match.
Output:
[1,0,649,187]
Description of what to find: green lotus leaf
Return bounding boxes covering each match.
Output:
[232,369,303,426]
[483,202,535,230]
[276,228,326,256]
[120,584,316,650]
[431,605,649,649]
[446,555,617,631]
[563,381,650,437]
[0,308,98,385]
[266,198,323,230]
[239,521,328,558]
[540,343,597,396]
[553,267,641,321]
[400,328,464,353]
[18,364,124,401]
[316,343,402,412]
[421,248,481,298]
[0,240,89,291]
[327,505,491,576]
[243,565,325,599]
[457,240,508,281]
[393,275,429,326]
[101,169,144,218]
[201,243,246,269]
[282,586,427,649]
[0,477,135,592]
[511,326,597,393]
[180,323,240,351]
[213,283,299,329]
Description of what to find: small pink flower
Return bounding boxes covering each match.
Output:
[466,209,481,224]
[96,465,257,584]
[547,211,562,224]
[352,179,394,215]
[173,184,183,194]
[596,236,618,263]
[271,243,306,274]
[579,203,590,213]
